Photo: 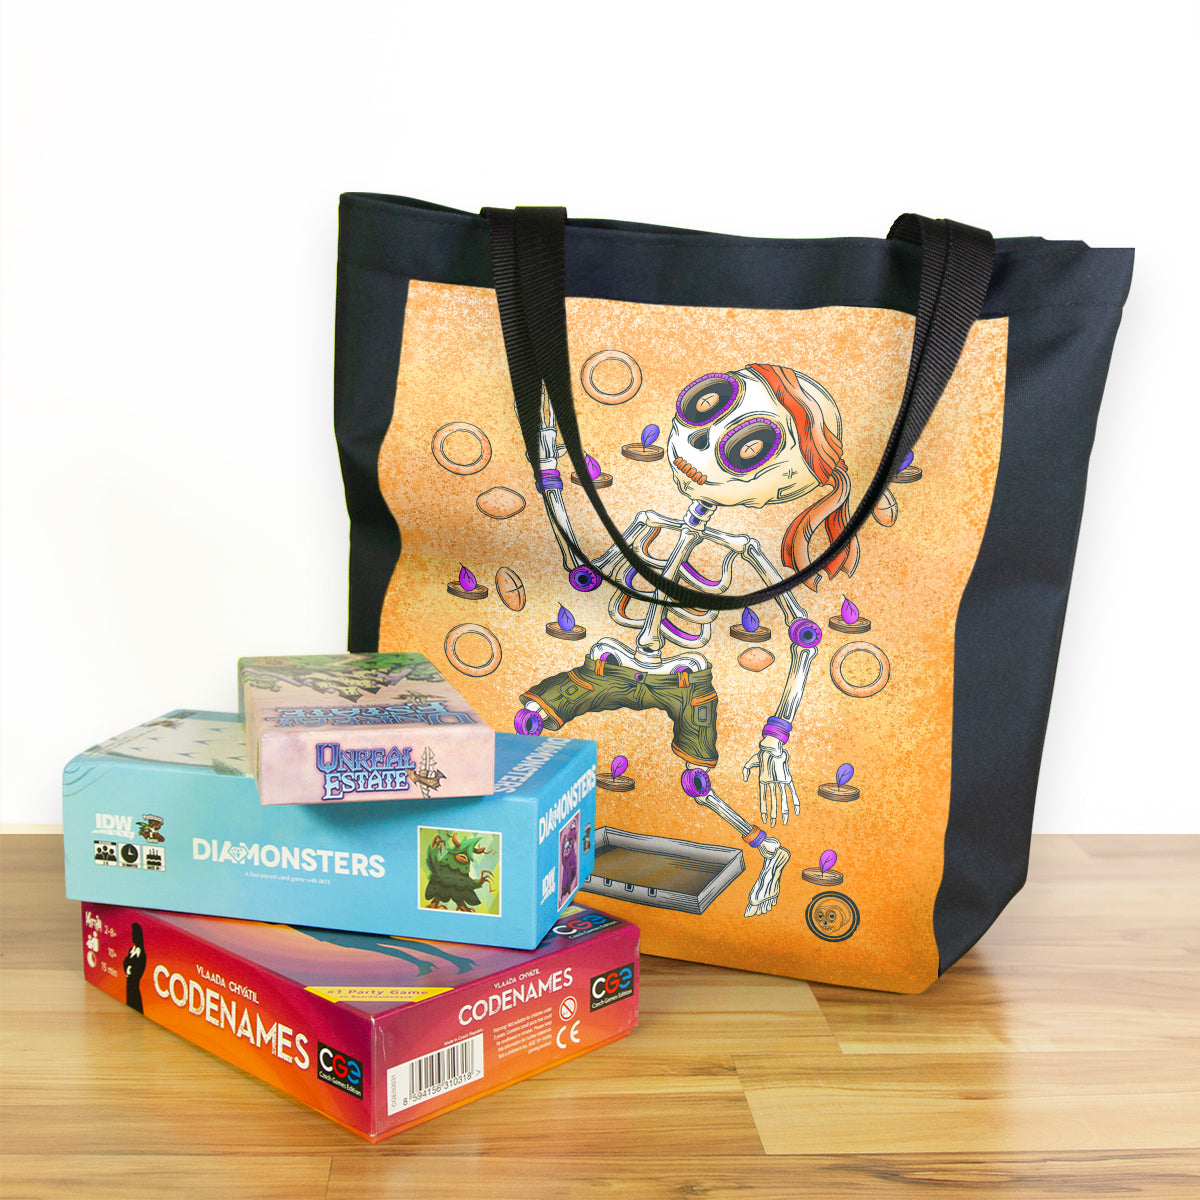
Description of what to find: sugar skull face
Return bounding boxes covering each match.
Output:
[666,368,842,509]
[813,902,841,933]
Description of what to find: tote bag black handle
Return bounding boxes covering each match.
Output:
[484,207,994,613]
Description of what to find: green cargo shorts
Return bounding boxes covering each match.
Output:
[522,656,718,766]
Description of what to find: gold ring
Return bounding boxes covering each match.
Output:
[444,623,503,677]
[829,641,890,698]
[580,350,643,405]
[431,422,492,475]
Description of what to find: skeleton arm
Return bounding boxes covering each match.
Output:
[712,534,822,828]
[531,393,656,591]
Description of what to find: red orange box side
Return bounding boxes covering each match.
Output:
[81,902,638,1141]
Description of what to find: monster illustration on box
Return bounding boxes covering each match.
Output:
[418,828,500,916]
[558,813,580,909]
[514,364,870,918]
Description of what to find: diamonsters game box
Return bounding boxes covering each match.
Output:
[63,713,596,949]
[81,901,638,1141]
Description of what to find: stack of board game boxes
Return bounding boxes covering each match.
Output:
[62,652,639,1142]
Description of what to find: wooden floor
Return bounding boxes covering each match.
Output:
[2,835,1197,1199]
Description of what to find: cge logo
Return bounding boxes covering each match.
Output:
[589,962,635,1012]
[317,1042,364,1100]
[552,911,619,941]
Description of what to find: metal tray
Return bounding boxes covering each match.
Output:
[579,826,745,915]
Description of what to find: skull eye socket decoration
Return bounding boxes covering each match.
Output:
[717,417,784,474]
[676,373,742,427]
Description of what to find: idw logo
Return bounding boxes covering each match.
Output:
[589,962,635,1012]
[317,1042,363,1100]
[94,813,134,837]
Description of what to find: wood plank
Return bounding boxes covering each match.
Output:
[0,1155,332,1200]
[735,1051,1200,1155]
[326,1151,1200,1200]
[811,961,1200,1053]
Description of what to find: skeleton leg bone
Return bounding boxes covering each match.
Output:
[681,768,790,918]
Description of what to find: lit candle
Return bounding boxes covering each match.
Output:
[892,450,923,484]
[828,596,871,634]
[817,763,860,803]
[597,754,635,792]
[622,424,664,462]
[730,606,772,643]
[546,603,586,641]
[570,454,613,489]
[447,564,489,600]
[801,848,845,886]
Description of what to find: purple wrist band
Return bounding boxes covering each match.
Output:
[763,717,791,743]
[746,828,767,848]
[537,470,563,493]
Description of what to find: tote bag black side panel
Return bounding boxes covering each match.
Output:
[934,279,1132,972]
[334,230,411,651]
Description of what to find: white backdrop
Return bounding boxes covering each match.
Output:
[2,1,1196,830]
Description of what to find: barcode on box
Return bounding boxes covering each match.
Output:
[387,1033,484,1115]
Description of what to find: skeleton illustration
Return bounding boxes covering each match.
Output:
[514,365,860,918]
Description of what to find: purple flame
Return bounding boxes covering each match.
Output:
[611,755,628,779]
[557,604,575,632]
[836,763,854,788]
[641,424,659,449]
[585,455,601,480]
[459,565,477,591]
[899,451,914,472]
[742,607,760,633]
[841,597,859,624]
[820,849,838,873]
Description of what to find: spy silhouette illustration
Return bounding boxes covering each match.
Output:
[292,926,477,976]
[123,922,147,1012]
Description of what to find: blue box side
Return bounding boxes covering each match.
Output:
[499,737,598,931]
[62,727,584,949]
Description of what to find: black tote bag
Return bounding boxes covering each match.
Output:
[334,194,1132,991]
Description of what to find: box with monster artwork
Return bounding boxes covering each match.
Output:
[80,900,638,1141]
[238,652,494,805]
[63,712,596,949]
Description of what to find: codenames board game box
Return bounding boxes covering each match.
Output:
[64,712,596,950]
[238,653,494,805]
[81,901,638,1141]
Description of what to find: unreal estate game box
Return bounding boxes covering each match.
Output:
[64,713,596,949]
[81,901,638,1141]
[238,652,495,805]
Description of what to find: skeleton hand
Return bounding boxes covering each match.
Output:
[742,737,800,828]
[536,387,563,470]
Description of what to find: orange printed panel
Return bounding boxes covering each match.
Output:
[379,281,1007,992]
